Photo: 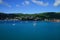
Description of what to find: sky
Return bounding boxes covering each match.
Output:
[0,0,60,14]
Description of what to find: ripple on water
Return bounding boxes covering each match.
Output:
[33,22,36,27]
[12,24,16,26]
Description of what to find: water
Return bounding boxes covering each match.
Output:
[0,21,60,40]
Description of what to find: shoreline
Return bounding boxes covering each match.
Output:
[0,12,60,22]
[0,19,60,22]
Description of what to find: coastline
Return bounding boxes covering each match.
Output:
[0,19,60,22]
[0,12,60,22]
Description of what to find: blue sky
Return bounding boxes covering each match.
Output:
[0,0,60,14]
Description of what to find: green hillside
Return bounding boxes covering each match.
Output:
[0,12,60,21]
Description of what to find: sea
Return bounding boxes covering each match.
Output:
[0,20,60,40]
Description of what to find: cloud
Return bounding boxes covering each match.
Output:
[0,0,3,4]
[54,0,60,6]
[32,0,48,6]
[4,3,11,8]
[22,0,30,6]
[0,0,11,7]
[16,4,20,7]
[3,3,11,8]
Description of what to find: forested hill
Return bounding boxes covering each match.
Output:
[0,12,60,20]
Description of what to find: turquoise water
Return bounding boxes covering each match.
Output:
[0,21,60,40]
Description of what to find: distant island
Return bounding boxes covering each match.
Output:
[0,12,60,22]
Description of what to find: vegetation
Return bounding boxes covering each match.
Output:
[0,12,60,21]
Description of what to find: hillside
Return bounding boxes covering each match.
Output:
[0,12,60,21]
